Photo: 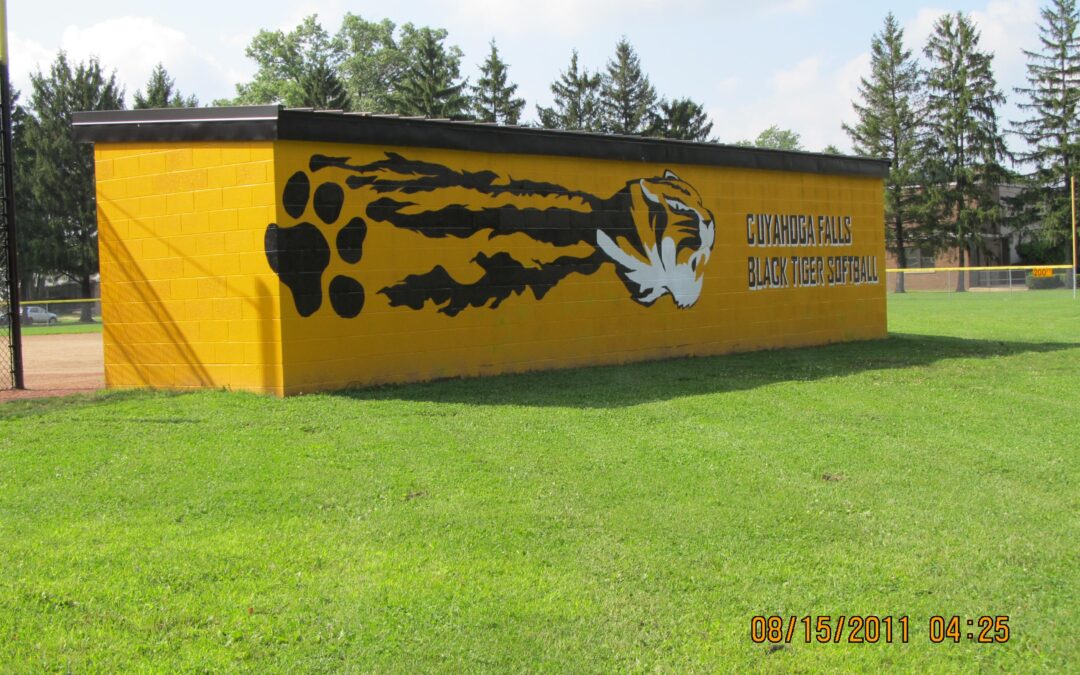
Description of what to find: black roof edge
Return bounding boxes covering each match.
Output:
[72,106,890,179]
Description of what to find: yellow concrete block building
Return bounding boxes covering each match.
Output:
[74,106,888,395]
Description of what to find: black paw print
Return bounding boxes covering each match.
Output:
[265,171,368,318]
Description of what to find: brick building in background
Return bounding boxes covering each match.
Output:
[885,185,1044,291]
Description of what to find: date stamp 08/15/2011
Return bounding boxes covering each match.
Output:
[750,615,1011,645]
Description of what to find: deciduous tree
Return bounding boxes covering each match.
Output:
[736,126,804,150]
[336,14,406,112]
[223,15,349,109]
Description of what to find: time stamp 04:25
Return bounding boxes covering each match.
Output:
[750,615,1011,645]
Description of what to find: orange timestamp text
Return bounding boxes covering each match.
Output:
[750,615,1011,645]
[751,616,910,644]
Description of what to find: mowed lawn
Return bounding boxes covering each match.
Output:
[1,292,1077,672]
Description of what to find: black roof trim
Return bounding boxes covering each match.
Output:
[72,106,890,178]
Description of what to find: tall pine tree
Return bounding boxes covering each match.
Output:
[599,38,657,135]
[650,98,713,141]
[133,63,198,109]
[922,12,1008,290]
[19,53,125,319]
[471,40,525,124]
[392,28,468,119]
[297,60,350,109]
[1010,0,1080,263]
[536,50,601,131]
[844,13,926,292]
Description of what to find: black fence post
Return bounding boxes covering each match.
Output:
[0,1,23,389]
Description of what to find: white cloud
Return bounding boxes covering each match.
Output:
[709,50,868,151]
[764,0,818,15]
[449,0,817,37]
[771,57,820,94]
[449,0,677,37]
[707,0,1040,153]
[8,32,54,93]
[10,16,242,105]
[971,0,1040,89]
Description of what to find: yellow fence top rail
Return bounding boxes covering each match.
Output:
[20,297,100,305]
[886,265,1072,274]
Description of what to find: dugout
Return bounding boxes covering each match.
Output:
[73,106,889,396]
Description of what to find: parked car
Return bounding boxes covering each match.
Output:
[20,306,59,325]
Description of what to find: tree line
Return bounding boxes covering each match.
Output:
[846,1,1080,290]
[11,4,1079,310]
[219,15,719,140]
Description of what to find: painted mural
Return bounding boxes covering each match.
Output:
[264,152,717,318]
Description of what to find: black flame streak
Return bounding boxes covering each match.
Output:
[379,251,606,317]
[306,152,666,315]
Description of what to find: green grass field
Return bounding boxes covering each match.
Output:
[1,292,1077,672]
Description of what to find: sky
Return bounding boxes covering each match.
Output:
[7,0,1045,152]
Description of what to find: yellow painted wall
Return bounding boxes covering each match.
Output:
[94,139,885,395]
[271,141,886,394]
[95,142,283,394]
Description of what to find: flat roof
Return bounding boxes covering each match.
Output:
[72,105,890,179]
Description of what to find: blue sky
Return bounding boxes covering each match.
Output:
[9,0,1043,151]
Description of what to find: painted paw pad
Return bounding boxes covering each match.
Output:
[265,171,367,318]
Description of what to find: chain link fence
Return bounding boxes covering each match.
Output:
[886,266,1076,294]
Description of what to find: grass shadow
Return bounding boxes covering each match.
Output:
[0,389,189,421]
[327,334,1080,409]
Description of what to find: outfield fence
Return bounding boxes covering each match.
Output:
[886,265,1076,294]
[8,297,101,325]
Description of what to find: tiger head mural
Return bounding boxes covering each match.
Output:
[598,171,716,308]
[264,152,718,318]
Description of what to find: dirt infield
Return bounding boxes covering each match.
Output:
[0,333,104,402]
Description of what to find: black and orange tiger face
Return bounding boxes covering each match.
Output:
[598,171,716,308]
[265,153,718,318]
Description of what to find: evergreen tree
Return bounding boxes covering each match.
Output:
[599,38,658,135]
[392,27,469,118]
[536,50,602,131]
[11,92,43,298]
[922,12,1008,291]
[297,60,350,109]
[471,40,525,124]
[650,98,713,141]
[224,15,349,109]
[844,13,926,292]
[133,63,198,109]
[822,144,843,154]
[1010,0,1080,262]
[19,53,125,320]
